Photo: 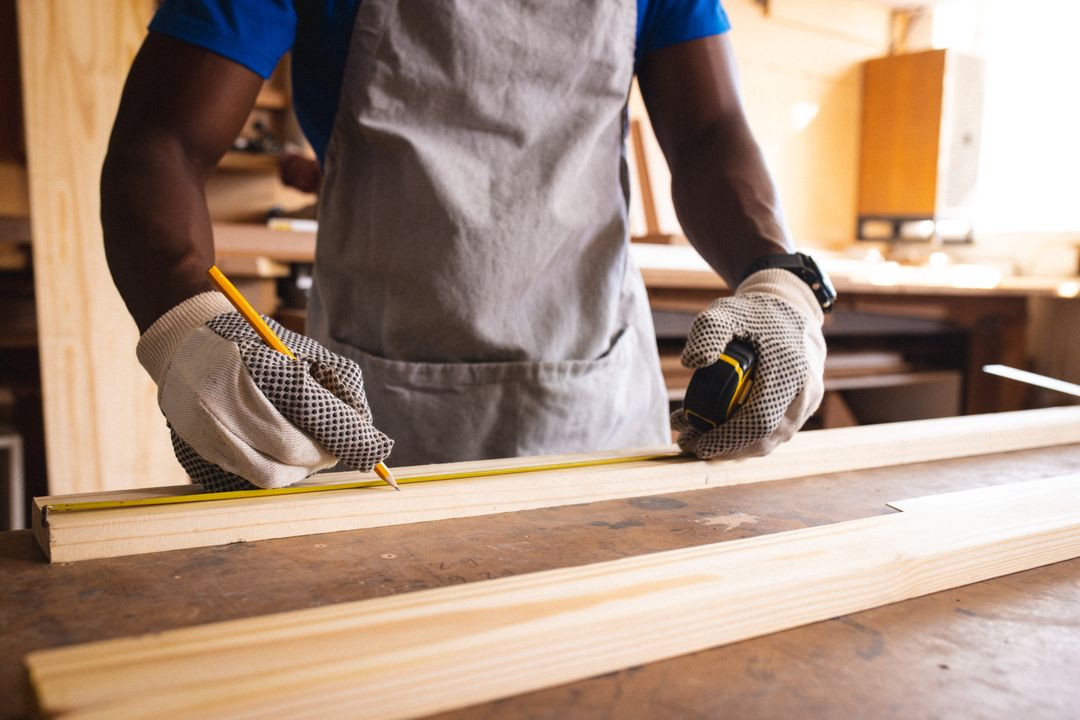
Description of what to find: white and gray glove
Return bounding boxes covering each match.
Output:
[137,292,393,492]
[672,268,826,459]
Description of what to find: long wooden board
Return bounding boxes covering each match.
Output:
[26,474,1080,720]
[32,407,1080,562]
[18,1,189,495]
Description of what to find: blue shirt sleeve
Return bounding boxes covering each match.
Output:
[149,0,297,79]
[637,0,730,70]
[148,0,728,161]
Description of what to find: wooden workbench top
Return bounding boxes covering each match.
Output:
[4,444,1080,719]
[630,243,1079,299]
[213,222,1079,299]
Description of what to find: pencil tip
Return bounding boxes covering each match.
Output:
[374,462,400,490]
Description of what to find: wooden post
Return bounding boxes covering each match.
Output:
[17,1,187,493]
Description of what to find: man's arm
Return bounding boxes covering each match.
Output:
[636,34,791,286]
[102,32,263,332]
[639,34,827,461]
[102,33,394,489]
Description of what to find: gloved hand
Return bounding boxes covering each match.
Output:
[137,292,393,492]
[672,268,825,459]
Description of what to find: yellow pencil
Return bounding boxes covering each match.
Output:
[208,265,296,359]
[206,265,399,491]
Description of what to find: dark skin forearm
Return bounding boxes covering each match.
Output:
[637,34,792,288]
[106,32,778,330]
[102,33,263,332]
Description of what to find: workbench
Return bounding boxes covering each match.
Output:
[4,441,1079,719]
[635,243,1078,416]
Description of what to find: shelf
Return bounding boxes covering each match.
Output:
[0,161,29,218]
[254,86,288,111]
[217,152,280,173]
[213,222,316,263]
[0,217,30,244]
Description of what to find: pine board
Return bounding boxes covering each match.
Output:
[32,407,1080,562]
[886,473,1080,513]
[17,0,188,494]
[25,474,1080,720]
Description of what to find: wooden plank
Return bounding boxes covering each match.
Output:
[212,221,317,262]
[25,474,1080,720]
[823,369,960,391]
[204,162,317,223]
[17,1,189,495]
[8,445,1080,720]
[32,407,1080,562]
[629,119,661,236]
[213,255,290,280]
[627,82,682,239]
[886,473,1080,513]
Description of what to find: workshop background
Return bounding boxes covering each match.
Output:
[0,0,1078,529]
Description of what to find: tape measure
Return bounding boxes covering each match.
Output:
[681,338,757,433]
[44,343,755,519]
[41,451,691,518]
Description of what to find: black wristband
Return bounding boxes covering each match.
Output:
[741,252,836,313]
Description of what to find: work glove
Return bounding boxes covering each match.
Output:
[137,291,393,492]
[672,269,826,459]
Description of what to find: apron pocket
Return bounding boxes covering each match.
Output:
[324,325,669,466]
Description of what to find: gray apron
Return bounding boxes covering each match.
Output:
[308,0,670,466]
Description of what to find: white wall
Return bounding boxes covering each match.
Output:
[630,0,893,249]
[926,0,1080,274]
[968,1,1080,236]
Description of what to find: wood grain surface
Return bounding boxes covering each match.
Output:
[4,444,1080,720]
[17,0,187,495]
[33,408,1080,562]
[24,473,1080,719]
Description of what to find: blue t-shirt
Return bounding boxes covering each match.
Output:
[150,0,730,162]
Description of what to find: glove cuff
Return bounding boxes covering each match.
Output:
[736,268,824,326]
[137,291,235,385]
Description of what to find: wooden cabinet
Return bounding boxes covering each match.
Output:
[857,49,984,243]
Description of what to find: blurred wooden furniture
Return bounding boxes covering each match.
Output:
[0,430,24,530]
[635,244,1075,417]
[209,222,1055,420]
[857,49,984,242]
